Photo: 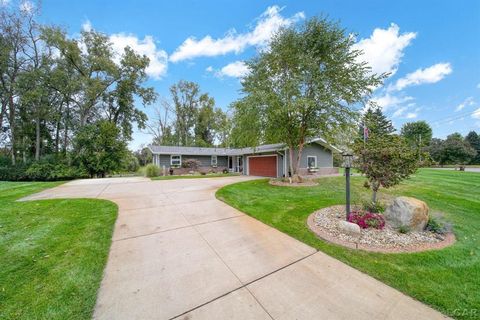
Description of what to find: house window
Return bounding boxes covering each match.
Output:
[211,155,218,166]
[170,155,181,167]
[307,156,317,168]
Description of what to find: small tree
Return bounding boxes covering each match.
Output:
[74,120,127,177]
[354,134,418,203]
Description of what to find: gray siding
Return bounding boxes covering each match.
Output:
[155,154,227,168]
[285,143,333,171]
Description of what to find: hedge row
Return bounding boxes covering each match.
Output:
[0,162,88,181]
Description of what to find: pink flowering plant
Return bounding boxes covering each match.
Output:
[348,210,385,229]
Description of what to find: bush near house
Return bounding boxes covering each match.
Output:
[145,164,160,177]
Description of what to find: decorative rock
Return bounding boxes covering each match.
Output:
[384,197,429,231]
[338,220,361,237]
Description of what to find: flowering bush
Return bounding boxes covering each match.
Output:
[348,210,385,229]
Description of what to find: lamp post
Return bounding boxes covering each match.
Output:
[342,152,353,220]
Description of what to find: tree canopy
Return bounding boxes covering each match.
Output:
[231,16,385,180]
[465,131,480,164]
[354,134,418,203]
[147,80,230,148]
[0,4,154,171]
[74,120,127,177]
[359,107,395,140]
[400,121,432,155]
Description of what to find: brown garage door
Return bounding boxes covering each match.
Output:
[248,156,277,177]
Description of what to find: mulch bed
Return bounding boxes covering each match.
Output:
[307,205,455,253]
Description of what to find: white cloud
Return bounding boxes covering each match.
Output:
[19,0,34,13]
[82,20,92,32]
[405,112,418,119]
[1,0,10,7]
[389,63,452,91]
[472,108,480,119]
[78,21,168,79]
[392,107,407,118]
[353,23,416,77]
[455,97,475,112]
[170,6,305,62]
[109,33,168,79]
[370,93,413,111]
[217,61,250,78]
[205,66,214,73]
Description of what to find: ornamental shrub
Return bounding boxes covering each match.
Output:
[182,158,201,170]
[362,200,385,213]
[25,162,87,181]
[348,210,385,229]
[145,164,160,177]
[425,216,452,235]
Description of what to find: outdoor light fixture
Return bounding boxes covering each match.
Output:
[342,152,354,220]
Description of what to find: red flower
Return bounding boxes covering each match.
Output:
[348,210,385,229]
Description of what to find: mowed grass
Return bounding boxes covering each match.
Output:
[0,181,118,320]
[151,172,240,180]
[216,169,480,319]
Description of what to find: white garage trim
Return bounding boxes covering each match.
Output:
[246,154,279,178]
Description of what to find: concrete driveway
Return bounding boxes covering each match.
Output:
[21,176,448,320]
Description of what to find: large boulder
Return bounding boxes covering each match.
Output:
[384,197,429,231]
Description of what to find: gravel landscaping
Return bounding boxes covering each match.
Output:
[307,205,455,253]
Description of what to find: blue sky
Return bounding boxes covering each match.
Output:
[27,1,480,148]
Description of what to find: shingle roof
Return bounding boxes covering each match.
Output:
[148,145,236,156]
[148,138,341,156]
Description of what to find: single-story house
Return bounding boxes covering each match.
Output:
[148,138,341,178]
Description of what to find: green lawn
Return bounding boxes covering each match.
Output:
[0,181,118,320]
[151,172,240,180]
[216,169,480,320]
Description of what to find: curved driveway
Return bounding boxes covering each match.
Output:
[21,176,448,320]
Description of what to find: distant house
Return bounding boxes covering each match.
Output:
[148,138,340,178]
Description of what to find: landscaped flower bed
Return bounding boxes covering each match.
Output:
[348,210,385,229]
[307,205,455,253]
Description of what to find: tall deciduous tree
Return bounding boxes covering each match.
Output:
[170,80,199,146]
[400,121,433,158]
[233,17,384,181]
[74,120,127,177]
[150,80,230,147]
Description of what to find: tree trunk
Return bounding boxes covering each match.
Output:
[372,182,379,203]
[22,135,27,164]
[63,103,69,154]
[291,141,305,183]
[55,120,60,154]
[0,100,6,135]
[8,95,16,165]
[35,116,41,161]
[288,146,294,179]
